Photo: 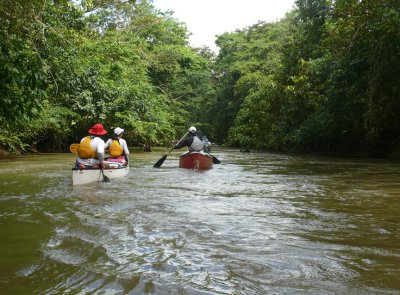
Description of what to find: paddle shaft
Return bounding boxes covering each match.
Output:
[153,131,189,168]
[100,166,110,182]
[167,131,189,155]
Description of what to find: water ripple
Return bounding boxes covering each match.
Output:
[1,151,400,294]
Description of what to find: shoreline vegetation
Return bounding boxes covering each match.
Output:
[1,0,399,158]
[2,146,400,160]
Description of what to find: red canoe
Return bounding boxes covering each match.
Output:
[179,151,213,170]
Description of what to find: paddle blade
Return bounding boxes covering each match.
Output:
[212,155,221,164]
[153,155,167,168]
[100,168,110,182]
[70,143,80,154]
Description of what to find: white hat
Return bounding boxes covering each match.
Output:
[188,126,196,133]
[114,127,124,135]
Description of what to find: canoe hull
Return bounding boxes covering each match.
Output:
[179,152,213,170]
[72,166,129,185]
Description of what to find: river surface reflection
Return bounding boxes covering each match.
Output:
[0,149,399,294]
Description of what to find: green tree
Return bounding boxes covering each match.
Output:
[0,0,86,151]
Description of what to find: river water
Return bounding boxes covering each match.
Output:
[0,149,399,294]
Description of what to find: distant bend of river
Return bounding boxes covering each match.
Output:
[0,149,399,294]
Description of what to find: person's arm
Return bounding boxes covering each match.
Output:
[121,139,129,155]
[96,139,105,165]
[104,139,111,149]
[174,137,193,149]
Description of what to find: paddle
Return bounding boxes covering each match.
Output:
[153,131,189,168]
[211,155,221,164]
[100,166,110,182]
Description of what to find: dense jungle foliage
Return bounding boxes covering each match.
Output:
[1,0,399,157]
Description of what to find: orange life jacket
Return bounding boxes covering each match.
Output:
[109,139,123,157]
[78,136,97,159]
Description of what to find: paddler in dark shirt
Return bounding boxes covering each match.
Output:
[174,126,205,152]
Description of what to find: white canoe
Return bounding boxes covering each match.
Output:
[72,165,129,185]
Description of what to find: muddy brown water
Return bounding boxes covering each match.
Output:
[0,149,399,294]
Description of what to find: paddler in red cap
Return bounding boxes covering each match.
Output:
[76,123,108,168]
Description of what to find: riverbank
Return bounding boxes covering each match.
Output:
[0,148,15,157]
[1,144,400,159]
